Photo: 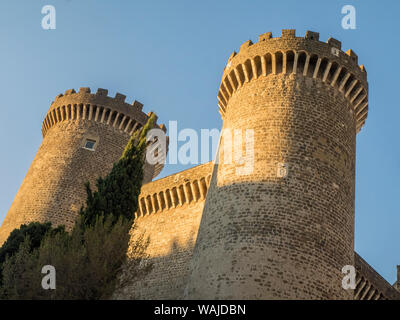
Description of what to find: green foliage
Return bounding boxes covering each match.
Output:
[0,115,156,299]
[80,113,156,227]
[0,222,65,266]
[0,216,150,300]
[0,222,66,287]
[0,236,40,300]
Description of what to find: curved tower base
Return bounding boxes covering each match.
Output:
[185,29,369,299]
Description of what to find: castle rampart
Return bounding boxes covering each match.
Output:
[135,163,212,217]
[354,253,400,300]
[115,162,213,299]
[117,163,400,300]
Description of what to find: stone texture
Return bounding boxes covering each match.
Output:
[2,29,398,300]
[185,30,367,299]
[114,162,212,299]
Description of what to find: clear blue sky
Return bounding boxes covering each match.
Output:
[0,0,398,284]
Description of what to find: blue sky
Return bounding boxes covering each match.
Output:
[0,0,399,284]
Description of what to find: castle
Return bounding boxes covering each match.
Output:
[0,29,399,300]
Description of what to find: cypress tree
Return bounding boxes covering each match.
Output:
[80,113,157,227]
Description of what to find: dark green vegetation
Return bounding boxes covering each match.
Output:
[0,114,156,299]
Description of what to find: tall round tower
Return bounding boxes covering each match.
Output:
[185,30,369,299]
[0,87,166,245]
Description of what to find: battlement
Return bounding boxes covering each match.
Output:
[219,29,369,133]
[41,87,168,180]
[355,253,400,300]
[57,87,132,105]
[42,87,166,138]
[135,162,213,218]
[226,29,363,67]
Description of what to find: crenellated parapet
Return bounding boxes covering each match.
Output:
[355,253,400,300]
[217,29,369,133]
[41,87,168,179]
[135,162,213,218]
[42,87,167,138]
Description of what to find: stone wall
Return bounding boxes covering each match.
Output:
[114,160,400,300]
[185,29,367,299]
[115,162,212,299]
[355,253,400,300]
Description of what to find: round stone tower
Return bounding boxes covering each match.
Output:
[185,30,369,299]
[0,87,166,245]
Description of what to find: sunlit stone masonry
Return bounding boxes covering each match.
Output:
[1,29,399,300]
